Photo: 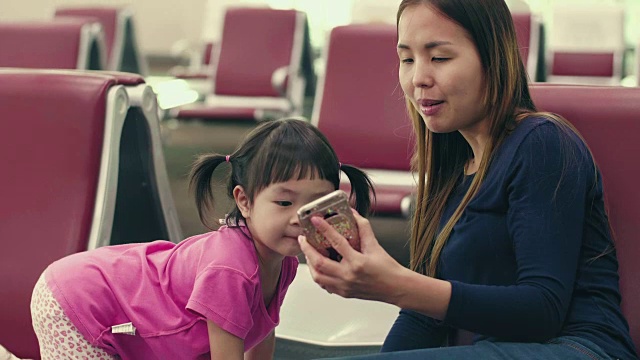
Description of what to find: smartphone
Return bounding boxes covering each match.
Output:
[297,190,359,261]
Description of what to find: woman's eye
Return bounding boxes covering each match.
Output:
[432,57,449,63]
[275,201,292,207]
[401,58,414,64]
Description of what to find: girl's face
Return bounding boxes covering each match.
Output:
[235,177,335,262]
[397,4,489,136]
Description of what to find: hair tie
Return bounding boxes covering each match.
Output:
[225,155,230,163]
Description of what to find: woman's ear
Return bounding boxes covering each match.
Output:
[233,185,251,218]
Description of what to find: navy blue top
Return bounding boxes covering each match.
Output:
[382,117,637,359]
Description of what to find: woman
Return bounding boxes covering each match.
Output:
[298,0,638,359]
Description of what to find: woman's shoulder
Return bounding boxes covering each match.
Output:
[504,115,588,154]
[497,115,594,175]
[511,115,558,139]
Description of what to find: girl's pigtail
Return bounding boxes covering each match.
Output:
[340,163,375,216]
[189,154,228,229]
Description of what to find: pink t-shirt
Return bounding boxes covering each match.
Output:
[45,226,298,359]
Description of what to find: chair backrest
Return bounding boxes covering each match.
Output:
[0,69,182,358]
[512,12,543,82]
[0,70,115,358]
[106,75,183,247]
[546,4,624,85]
[202,41,215,67]
[212,7,308,102]
[312,24,412,171]
[0,19,106,70]
[529,84,640,350]
[55,7,149,75]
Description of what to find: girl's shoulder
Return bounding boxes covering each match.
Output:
[195,226,261,278]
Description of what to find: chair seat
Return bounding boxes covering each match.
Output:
[171,72,210,80]
[175,105,258,121]
[174,104,291,121]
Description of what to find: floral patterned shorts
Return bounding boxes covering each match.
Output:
[30,271,118,360]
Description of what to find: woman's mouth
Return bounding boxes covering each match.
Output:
[418,99,445,116]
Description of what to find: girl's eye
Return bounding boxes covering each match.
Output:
[275,201,292,207]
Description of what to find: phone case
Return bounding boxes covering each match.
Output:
[297,190,358,251]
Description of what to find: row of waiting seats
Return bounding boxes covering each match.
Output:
[173,2,634,88]
[164,6,637,220]
[0,7,147,74]
[169,9,536,219]
[2,68,639,359]
[0,3,635,87]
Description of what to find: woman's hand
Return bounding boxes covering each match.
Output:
[298,209,408,305]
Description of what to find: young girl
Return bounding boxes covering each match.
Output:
[30,118,374,360]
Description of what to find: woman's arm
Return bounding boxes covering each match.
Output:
[207,320,244,360]
[245,330,275,360]
[299,211,452,321]
[301,123,591,341]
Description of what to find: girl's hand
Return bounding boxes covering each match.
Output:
[298,209,407,305]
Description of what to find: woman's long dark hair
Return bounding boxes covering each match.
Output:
[398,0,549,276]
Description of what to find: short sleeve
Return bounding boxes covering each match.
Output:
[187,267,258,340]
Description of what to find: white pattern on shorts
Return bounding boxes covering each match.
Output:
[30,271,119,360]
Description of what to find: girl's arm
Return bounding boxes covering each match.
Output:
[245,330,275,360]
[207,320,244,360]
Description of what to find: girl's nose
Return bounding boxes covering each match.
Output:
[290,212,301,226]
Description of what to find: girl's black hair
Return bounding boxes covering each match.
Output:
[189,117,375,229]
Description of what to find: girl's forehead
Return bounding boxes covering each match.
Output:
[261,178,336,195]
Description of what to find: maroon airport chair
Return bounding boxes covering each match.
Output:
[512,12,543,82]
[172,7,314,121]
[0,69,181,358]
[0,18,106,70]
[546,4,624,85]
[529,84,640,350]
[170,41,216,80]
[55,6,149,75]
[312,24,415,217]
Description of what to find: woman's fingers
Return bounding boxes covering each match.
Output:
[310,216,357,260]
[298,235,339,275]
[351,209,377,252]
[299,235,346,292]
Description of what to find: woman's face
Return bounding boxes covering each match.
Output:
[397,4,489,135]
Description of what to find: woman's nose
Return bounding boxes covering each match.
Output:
[412,60,434,88]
